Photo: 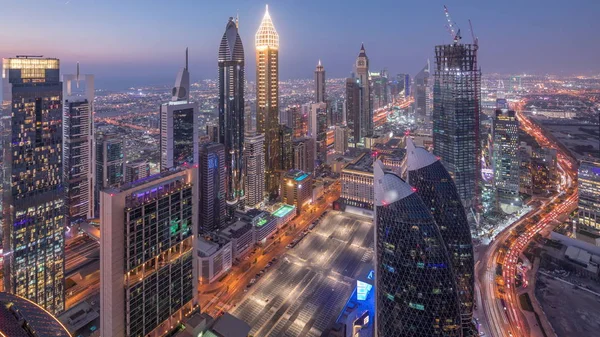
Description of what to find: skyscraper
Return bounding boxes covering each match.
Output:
[355,44,372,141]
[345,77,360,145]
[373,160,462,337]
[1,56,65,314]
[279,124,294,172]
[433,42,481,208]
[577,160,600,235]
[199,142,226,232]
[334,125,349,154]
[100,168,197,337]
[314,59,325,103]
[255,4,280,197]
[293,137,315,174]
[244,132,265,208]
[406,138,475,335]
[219,17,246,211]
[414,61,430,119]
[63,68,95,224]
[160,50,199,170]
[492,108,520,212]
[94,132,125,217]
[308,102,327,165]
[371,70,389,110]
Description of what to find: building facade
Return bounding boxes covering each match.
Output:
[63,71,95,224]
[1,56,65,314]
[219,17,246,211]
[492,109,520,211]
[199,142,226,232]
[373,160,462,337]
[244,132,265,208]
[160,53,198,171]
[309,102,328,165]
[314,60,325,103]
[433,43,481,208]
[197,236,232,285]
[406,138,475,335]
[345,77,361,146]
[334,125,349,154]
[279,125,294,172]
[255,5,280,197]
[94,132,125,217]
[100,168,197,337]
[578,160,600,235]
[0,292,71,336]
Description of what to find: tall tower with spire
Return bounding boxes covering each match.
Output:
[255,4,280,197]
[355,44,372,143]
[314,60,325,103]
[219,16,246,212]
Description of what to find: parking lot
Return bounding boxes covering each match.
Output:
[231,211,374,337]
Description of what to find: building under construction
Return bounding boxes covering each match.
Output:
[432,42,481,209]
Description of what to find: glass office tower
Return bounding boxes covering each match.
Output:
[2,56,65,314]
[374,160,462,337]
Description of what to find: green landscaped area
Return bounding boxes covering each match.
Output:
[273,204,295,217]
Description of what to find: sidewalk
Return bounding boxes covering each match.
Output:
[520,256,557,337]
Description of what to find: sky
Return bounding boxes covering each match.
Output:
[1,0,599,89]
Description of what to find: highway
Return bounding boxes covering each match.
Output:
[200,182,341,317]
[477,102,578,337]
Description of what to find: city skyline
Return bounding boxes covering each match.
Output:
[1,1,599,91]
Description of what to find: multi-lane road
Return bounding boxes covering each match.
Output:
[477,104,578,337]
[200,182,341,317]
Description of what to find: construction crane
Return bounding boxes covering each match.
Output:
[469,19,479,46]
[443,5,461,44]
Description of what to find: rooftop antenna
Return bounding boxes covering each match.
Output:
[236,10,239,28]
[76,61,80,89]
[185,47,188,70]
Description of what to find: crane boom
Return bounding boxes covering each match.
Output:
[443,5,461,43]
[469,19,478,46]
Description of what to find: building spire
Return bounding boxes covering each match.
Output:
[185,47,188,70]
[318,59,321,67]
[76,61,80,89]
[255,3,279,48]
[236,10,239,28]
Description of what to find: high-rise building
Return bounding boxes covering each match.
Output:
[433,42,481,208]
[244,132,265,208]
[314,59,325,103]
[308,102,328,165]
[1,56,65,314]
[406,138,475,335]
[373,160,462,337]
[371,70,389,110]
[281,169,313,215]
[94,132,125,217]
[124,160,150,184]
[414,61,430,119]
[255,5,280,197]
[284,105,307,138]
[492,108,520,211]
[292,137,315,174]
[199,142,226,232]
[577,160,600,235]
[100,168,197,337]
[328,99,344,127]
[355,44,372,141]
[206,124,219,143]
[160,50,199,170]
[334,125,349,154]
[397,73,411,97]
[219,17,246,211]
[63,68,95,224]
[0,292,71,336]
[345,77,360,145]
[279,124,293,172]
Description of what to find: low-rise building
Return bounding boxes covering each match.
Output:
[197,236,232,285]
[219,221,255,260]
[272,204,296,228]
[241,209,278,243]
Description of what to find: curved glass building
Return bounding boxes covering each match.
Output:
[374,160,462,337]
[219,17,245,211]
[406,138,475,335]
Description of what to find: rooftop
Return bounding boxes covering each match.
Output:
[0,292,71,337]
[272,204,295,218]
[220,221,253,239]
